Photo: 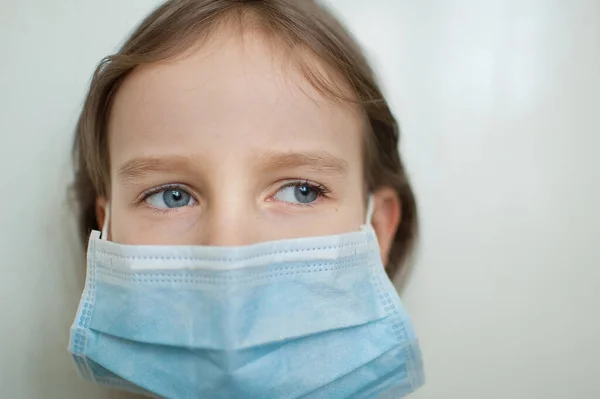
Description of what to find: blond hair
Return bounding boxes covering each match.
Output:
[72,0,418,279]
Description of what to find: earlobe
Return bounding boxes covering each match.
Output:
[370,187,401,266]
[96,197,107,233]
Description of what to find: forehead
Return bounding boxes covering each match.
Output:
[107,29,365,172]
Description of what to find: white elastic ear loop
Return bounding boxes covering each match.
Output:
[101,203,110,241]
[365,194,375,225]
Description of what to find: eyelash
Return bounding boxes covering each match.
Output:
[135,180,331,209]
[136,184,192,206]
[275,180,331,207]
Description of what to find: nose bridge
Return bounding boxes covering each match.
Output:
[204,191,255,247]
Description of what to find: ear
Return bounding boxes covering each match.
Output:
[96,197,107,233]
[370,187,401,265]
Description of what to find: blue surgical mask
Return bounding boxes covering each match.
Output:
[69,199,424,398]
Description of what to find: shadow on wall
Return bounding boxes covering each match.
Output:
[27,160,144,399]
[394,244,420,296]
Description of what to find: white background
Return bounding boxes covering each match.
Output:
[1,1,599,398]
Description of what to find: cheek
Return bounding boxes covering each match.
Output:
[108,190,204,245]
[112,212,204,245]
[112,211,206,245]
[262,195,366,241]
[110,199,365,246]
[302,204,364,236]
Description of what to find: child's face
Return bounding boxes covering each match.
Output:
[101,31,368,246]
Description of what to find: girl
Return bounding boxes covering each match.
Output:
[69,1,423,398]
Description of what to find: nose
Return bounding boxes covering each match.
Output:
[203,199,259,247]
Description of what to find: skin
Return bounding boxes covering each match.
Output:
[96,27,400,264]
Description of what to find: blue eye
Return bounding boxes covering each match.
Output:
[145,188,196,209]
[273,182,323,204]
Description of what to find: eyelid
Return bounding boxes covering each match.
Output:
[134,180,330,208]
[275,179,329,192]
[268,179,331,207]
[136,183,198,205]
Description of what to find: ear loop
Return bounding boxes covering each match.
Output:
[101,203,110,241]
[365,194,375,225]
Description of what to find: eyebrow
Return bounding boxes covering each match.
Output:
[117,155,200,183]
[116,151,349,183]
[258,151,348,175]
